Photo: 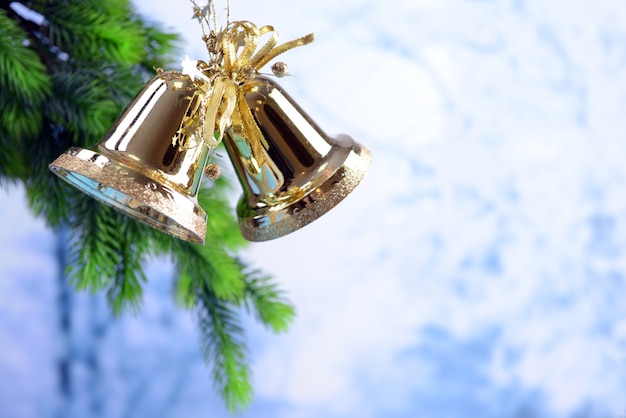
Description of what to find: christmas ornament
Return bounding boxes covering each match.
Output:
[271,62,289,78]
[205,163,222,180]
[224,75,371,241]
[49,71,211,243]
[49,0,371,243]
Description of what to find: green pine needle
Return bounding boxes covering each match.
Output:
[0,10,51,103]
[244,269,296,333]
[171,239,248,302]
[43,3,147,64]
[68,198,120,291]
[196,283,253,412]
[199,179,250,251]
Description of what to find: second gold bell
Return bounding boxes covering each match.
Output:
[224,76,372,241]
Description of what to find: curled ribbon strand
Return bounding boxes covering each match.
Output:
[195,21,314,167]
[203,75,237,147]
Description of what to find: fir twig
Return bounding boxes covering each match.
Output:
[196,282,253,412]
[244,268,295,333]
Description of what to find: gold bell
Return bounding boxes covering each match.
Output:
[49,71,211,244]
[223,76,372,241]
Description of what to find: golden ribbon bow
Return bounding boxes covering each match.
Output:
[199,21,314,166]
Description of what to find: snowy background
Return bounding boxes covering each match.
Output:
[2,0,626,417]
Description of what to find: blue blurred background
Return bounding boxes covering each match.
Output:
[2,0,626,417]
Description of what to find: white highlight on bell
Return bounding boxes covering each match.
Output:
[269,89,331,155]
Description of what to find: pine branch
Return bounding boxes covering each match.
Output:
[67,200,150,314]
[0,3,54,71]
[22,124,72,225]
[139,21,180,74]
[169,239,248,305]
[0,127,26,182]
[244,268,295,333]
[45,68,120,142]
[67,197,121,291]
[199,176,250,251]
[165,181,251,306]
[40,1,147,64]
[0,9,50,101]
[0,9,50,139]
[196,281,253,412]
[106,215,150,314]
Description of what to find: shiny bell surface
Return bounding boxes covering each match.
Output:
[49,71,211,244]
[224,76,372,241]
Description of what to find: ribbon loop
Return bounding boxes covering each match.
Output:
[190,20,314,167]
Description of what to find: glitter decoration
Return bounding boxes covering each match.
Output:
[271,62,289,78]
[238,143,371,242]
[50,150,207,243]
[205,163,221,180]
